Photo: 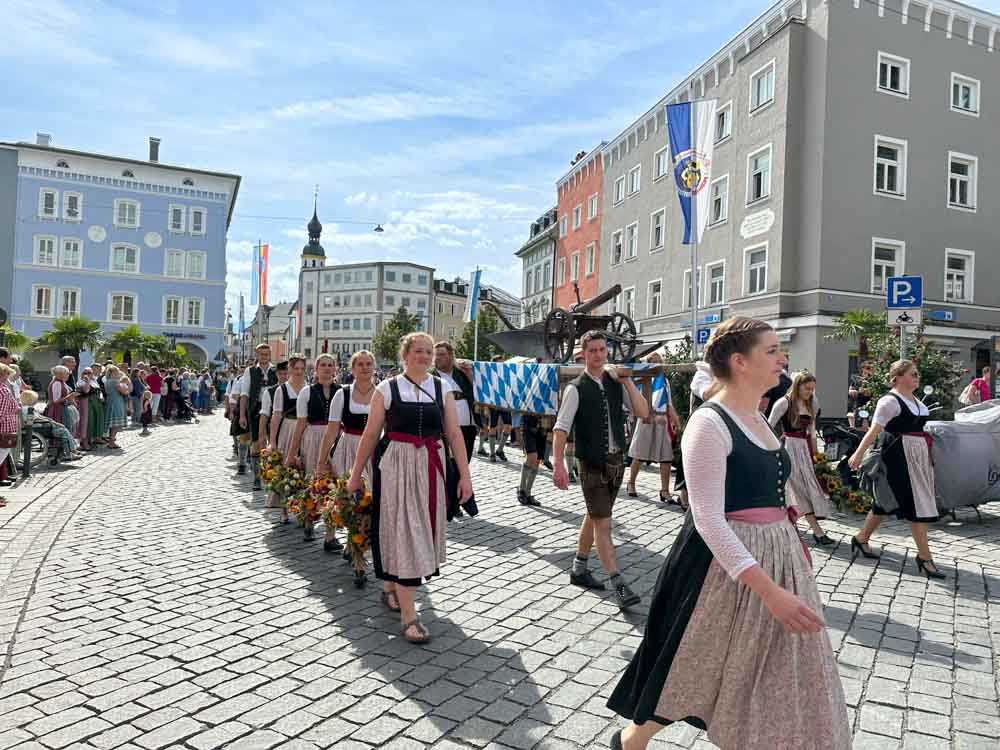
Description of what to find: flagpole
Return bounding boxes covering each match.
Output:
[473,266,480,361]
[691,228,699,360]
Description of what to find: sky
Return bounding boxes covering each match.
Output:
[6,0,1000,324]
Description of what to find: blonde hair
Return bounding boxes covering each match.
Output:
[21,389,39,406]
[105,365,121,379]
[0,363,11,379]
[399,332,434,361]
[51,364,70,377]
[350,350,377,369]
[888,359,917,385]
[314,353,337,368]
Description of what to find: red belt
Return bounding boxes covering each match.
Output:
[783,429,817,457]
[308,420,326,426]
[387,431,444,536]
[727,506,812,567]
[342,426,364,436]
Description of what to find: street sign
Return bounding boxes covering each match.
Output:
[890,308,922,326]
[887,276,923,309]
[697,328,712,345]
[928,310,954,322]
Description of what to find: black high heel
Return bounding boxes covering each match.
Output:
[610,729,623,750]
[851,536,881,560]
[916,557,946,580]
[626,484,638,498]
[812,533,835,546]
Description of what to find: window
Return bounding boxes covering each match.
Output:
[334,273,342,284]
[715,101,733,143]
[61,238,81,268]
[525,270,533,296]
[744,244,768,295]
[534,269,542,293]
[111,244,139,273]
[628,165,641,195]
[623,287,635,319]
[385,294,395,307]
[588,193,599,219]
[710,174,729,224]
[305,348,312,358]
[305,326,313,337]
[39,189,58,219]
[59,288,79,318]
[948,152,977,211]
[322,318,331,331]
[63,192,82,222]
[654,147,669,181]
[747,146,771,203]
[401,296,411,308]
[683,268,702,309]
[647,280,662,317]
[558,257,566,286]
[559,216,568,238]
[571,253,580,282]
[749,60,775,111]
[324,295,333,309]
[417,274,426,285]
[110,293,136,322]
[32,285,53,317]
[945,249,974,302]
[402,273,412,284]
[365,294,372,306]
[353,319,361,330]
[354,294,362,306]
[871,239,904,294]
[164,297,181,325]
[165,250,184,277]
[650,209,665,250]
[189,208,206,236]
[542,261,551,288]
[186,298,203,327]
[332,319,341,330]
[185,252,206,279]
[572,205,582,229]
[877,51,910,98]
[306,303,314,315]
[586,243,596,275]
[707,262,726,305]
[951,73,980,115]
[874,136,907,198]
[323,272,332,286]
[613,176,626,204]
[625,222,638,259]
[34,235,57,266]
[385,270,396,282]
[612,230,624,265]
[417,299,426,309]
[114,199,140,228]
[364,318,372,330]
[169,205,185,233]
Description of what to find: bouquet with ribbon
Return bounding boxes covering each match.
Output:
[323,474,373,585]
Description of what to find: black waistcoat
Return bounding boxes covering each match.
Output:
[385,376,443,438]
[307,382,338,425]
[704,403,791,512]
[248,366,277,412]
[884,394,928,435]
[340,384,369,432]
[571,372,625,465]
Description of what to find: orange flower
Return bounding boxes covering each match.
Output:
[352,533,365,545]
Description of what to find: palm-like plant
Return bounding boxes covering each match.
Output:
[0,325,31,353]
[99,325,153,366]
[32,316,103,363]
[826,309,886,361]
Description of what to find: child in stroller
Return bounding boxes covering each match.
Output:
[172,388,195,421]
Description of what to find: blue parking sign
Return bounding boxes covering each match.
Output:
[887,276,922,309]
[697,328,712,344]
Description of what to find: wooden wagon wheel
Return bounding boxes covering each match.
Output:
[543,307,575,363]
[605,312,637,363]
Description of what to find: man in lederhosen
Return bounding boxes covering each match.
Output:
[552,330,649,609]
[239,344,277,489]
[432,341,480,461]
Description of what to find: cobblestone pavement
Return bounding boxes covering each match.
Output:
[0,415,999,749]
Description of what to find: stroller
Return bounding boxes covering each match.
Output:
[818,417,865,490]
[172,391,195,421]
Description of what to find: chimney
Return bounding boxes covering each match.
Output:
[149,137,160,163]
[36,132,51,147]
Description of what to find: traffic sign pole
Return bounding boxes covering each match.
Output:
[886,276,923,363]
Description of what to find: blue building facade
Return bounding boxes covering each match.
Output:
[2,138,240,365]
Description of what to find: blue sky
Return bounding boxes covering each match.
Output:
[8,0,999,323]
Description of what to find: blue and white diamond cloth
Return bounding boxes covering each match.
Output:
[473,362,560,416]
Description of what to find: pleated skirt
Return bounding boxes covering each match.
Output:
[875,434,938,522]
[628,419,673,463]
[331,431,370,482]
[300,424,327,475]
[784,435,832,519]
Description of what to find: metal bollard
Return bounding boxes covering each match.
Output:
[21,405,35,478]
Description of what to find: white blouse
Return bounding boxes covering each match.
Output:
[271,382,305,415]
[375,374,455,409]
[329,386,372,422]
[681,401,782,581]
[873,389,928,427]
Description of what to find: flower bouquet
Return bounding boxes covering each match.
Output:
[813,455,873,514]
[259,448,284,490]
[323,474,373,587]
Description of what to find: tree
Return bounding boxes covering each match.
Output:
[371,307,422,365]
[0,325,31,353]
[455,306,505,361]
[99,325,161,366]
[826,309,885,362]
[31,316,103,363]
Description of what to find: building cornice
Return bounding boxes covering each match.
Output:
[516,226,557,257]
[18,166,229,205]
[555,142,608,189]
[14,262,225,287]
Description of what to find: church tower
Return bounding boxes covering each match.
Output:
[301,199,326,269]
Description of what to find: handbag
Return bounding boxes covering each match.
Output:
[958,381,981,406]
[0,433,17,449]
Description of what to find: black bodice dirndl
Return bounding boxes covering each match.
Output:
[273,383,298,442]
[339,384,369,434]
[371,376,444,586]
[873,394,938,522]
[608,403,791,728]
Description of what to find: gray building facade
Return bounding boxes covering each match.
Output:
[0,146,16,318]
[600,0,1000,407]
[517,208,557,325]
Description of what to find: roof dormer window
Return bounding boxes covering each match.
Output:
[182,178,195,186]
[122,169,135,178]
[56,159,69,169]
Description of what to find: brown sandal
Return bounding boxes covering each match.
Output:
[381,590,400,612]
[401,619,431,644]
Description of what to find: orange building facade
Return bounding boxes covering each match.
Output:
[553,145,605,309]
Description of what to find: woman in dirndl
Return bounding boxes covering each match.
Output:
[75,369,92,450]
[768,371,834,546]
[607,317,850,750]
[347,332,473,644]
[88,364,107,445]
[102,367,129,449]
[848,359,943,578]
[268,355,307,522]
[287,354,339,475]
[626,354,681,504]
[317,350,377,553]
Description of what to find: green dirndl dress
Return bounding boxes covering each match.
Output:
[88,388,106,440]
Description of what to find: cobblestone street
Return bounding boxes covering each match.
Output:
[0,415,999,749]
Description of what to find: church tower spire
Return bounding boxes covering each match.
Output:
[301,186,326,268]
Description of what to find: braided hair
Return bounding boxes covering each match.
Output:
[703,317,773,381]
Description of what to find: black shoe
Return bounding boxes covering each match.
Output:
[477,447,488,457]
[614,582,641,609]
[236,465,247,475]
[916,557,946,579]
[851,536,881,560]
[626,484,638,498]
[453,504,464,517]
[568,471,577,484]
[542,459,553,471]
[303,528,315,542]
[496,451,508,462]
[490,455,497,463]
[812,533,835,546]
[569,570,606,590]
[610,729,623,750]
[517,491,541,507]
[324,538,344,553]
[252,478,262,491]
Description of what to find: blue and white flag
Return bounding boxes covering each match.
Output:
[464,268,482,323]
[665,100,717,245]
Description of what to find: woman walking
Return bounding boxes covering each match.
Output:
[347,333,473,644]
[317,350,377,552]
[103,366,129,449]
[626,355,681,503]
[75,369,92,450]
[607,317,850,750]
[768,371,834,545]
[848,360,943,578]
[287,354,339,474]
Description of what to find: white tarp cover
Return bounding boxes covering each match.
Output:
[927,401,1000,510]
